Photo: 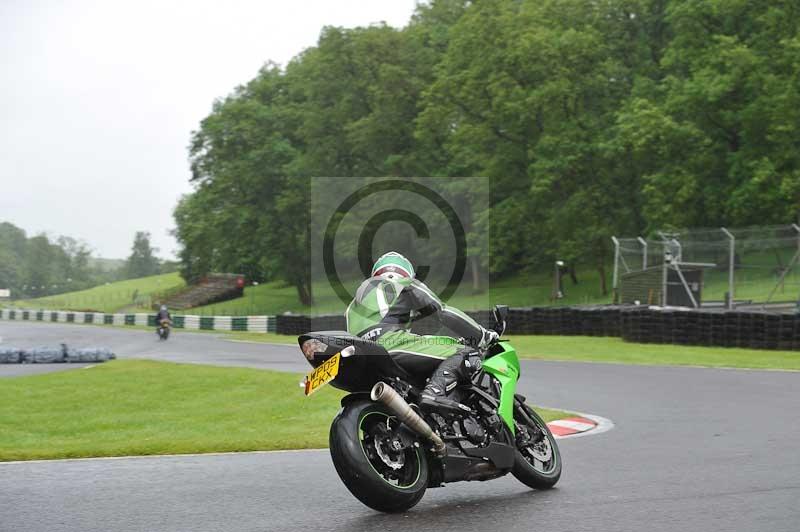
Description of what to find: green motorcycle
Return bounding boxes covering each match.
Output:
[298,305,561,513]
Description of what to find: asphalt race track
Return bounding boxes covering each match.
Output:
[0,321,308,377]
[1,321,799,532]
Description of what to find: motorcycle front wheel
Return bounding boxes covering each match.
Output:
[329,400,428,513]
[511,400,562,489]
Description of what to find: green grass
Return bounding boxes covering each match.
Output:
[4,312,795,370]
[187,263,797,317]
[179,250,800,316]
[192,271,613,316]
[691,245,800,302]
[701,267,800,302]
[11,272,185,313]
[620,245,800,304]
[221,330,800,370]
[223,331,302,344]
[0,359,568,461]
[507,335,800,370]
[9,260,794,318]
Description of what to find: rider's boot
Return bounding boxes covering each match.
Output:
[419,350,481,414]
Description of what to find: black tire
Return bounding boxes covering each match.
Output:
[511,400,562,489]
[329,400,428,512]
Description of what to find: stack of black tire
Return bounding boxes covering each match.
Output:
[619,309,800,350]
[502,305,623,337]
[278,305,800,351]
[276,314,349,336]
[0,345,116,364]
[275,315,313,336]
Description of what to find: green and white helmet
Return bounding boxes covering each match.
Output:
[371,251,415,280]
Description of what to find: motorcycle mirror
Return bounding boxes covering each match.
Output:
[493,305,508,335]
[493,305,509,322]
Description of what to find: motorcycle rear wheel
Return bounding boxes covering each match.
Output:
[329,400,428,513]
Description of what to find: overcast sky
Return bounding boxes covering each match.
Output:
[0,0,418,259]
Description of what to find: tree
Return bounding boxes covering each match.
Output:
[0,221,134,297]
[415,0,645,292]
[184,63,309,301]
[24,235,55,296]
[126,232,160,279]
[0,222,27,293]
[181,21,446,305]
[615,0,800,228]
[0,248,20,294]
[174,0,800,306]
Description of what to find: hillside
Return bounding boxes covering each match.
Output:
[10,272,185,313]
[188,262,796,317]
[188,271,613,316]
[7,266,792,317]
[87,257,126,272]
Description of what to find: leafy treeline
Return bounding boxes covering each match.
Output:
[0,222,174,298]
[126,231,162,279]
[178,0,800,305]
[0,222,93,298]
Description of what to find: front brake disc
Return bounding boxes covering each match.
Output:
[529,437,553,462]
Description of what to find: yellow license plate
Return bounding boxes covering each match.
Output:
[304,352,341,396]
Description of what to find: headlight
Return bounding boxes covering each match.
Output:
[301,339,327,361]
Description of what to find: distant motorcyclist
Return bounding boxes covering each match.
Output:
[156,305,172,325]
[156,305,172,327]
[346,252,498,413]
[155,305,172,340]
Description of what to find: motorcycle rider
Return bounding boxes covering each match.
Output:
[156,305,172,327]
[346,252,498,413]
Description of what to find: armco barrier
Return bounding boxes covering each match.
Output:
[0,309,276,334]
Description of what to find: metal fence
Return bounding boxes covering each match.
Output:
[613,224,800,309]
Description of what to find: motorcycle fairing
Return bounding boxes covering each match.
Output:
[480,341,520,434]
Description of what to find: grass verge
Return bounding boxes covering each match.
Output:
[11,272,185,313]
[4,318,797,370]
[188,272,614,316]
[219,330,800,370]
[0,360,568,462]
[506,335,800,370]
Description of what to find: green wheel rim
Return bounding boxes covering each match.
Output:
[516,405,559,475]
[358,411,423,490]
